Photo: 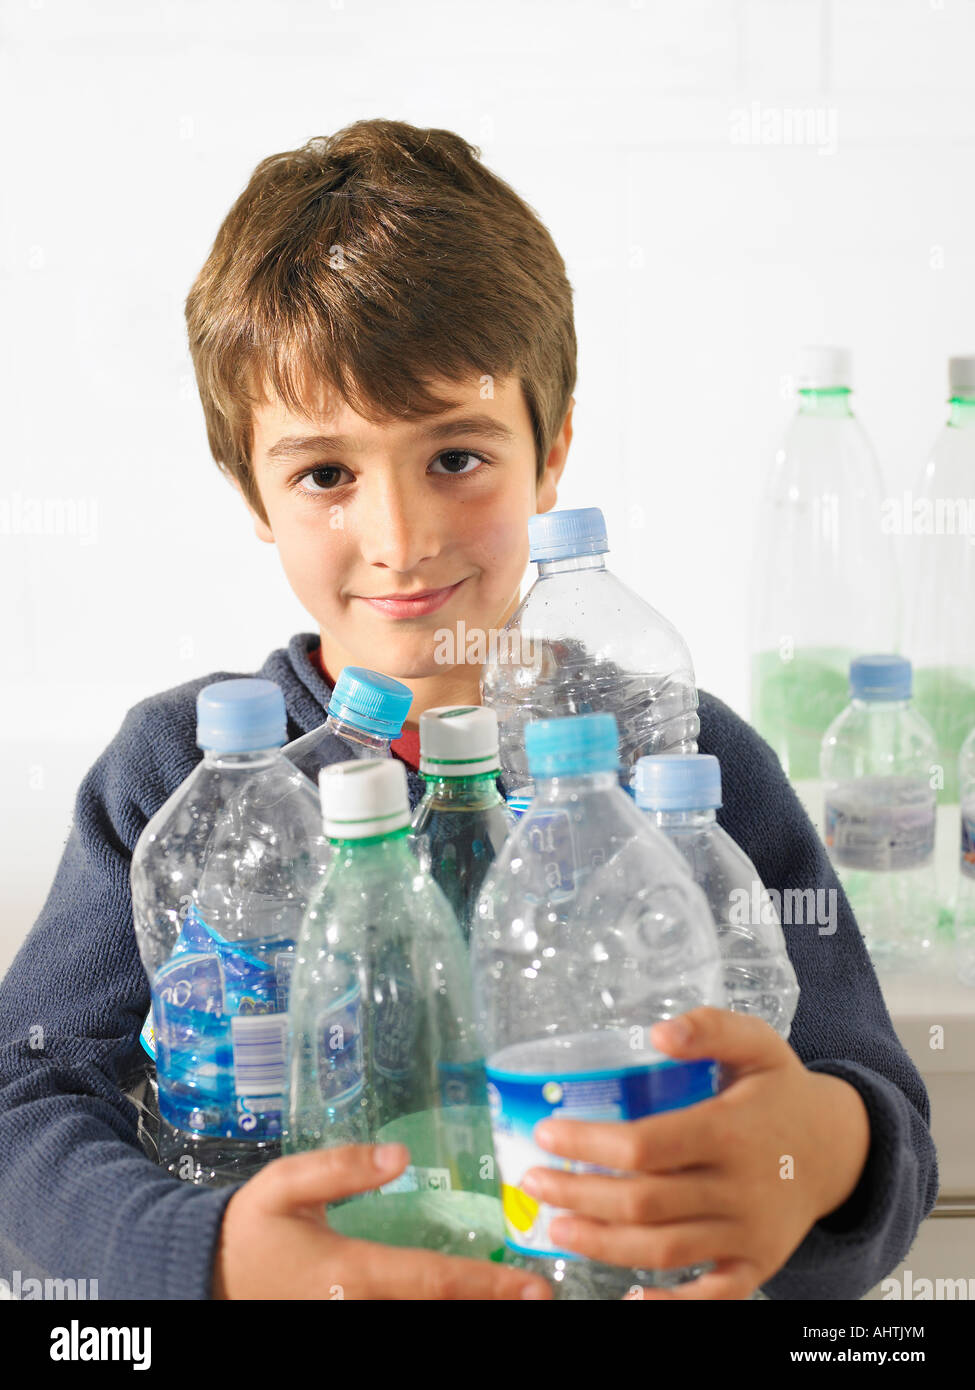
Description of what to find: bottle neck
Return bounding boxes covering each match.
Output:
[202,746,282,770]
[948,396,975,429]
[532,768,618,798]
[535,553,607,578]
[326,824,412,852]
[420,770,504,806]
[851,696,910,712]
[798,387,853,419]
[325,712,393,752]
[645,807,716,831]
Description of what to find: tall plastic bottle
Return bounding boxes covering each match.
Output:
[955,726,975,986]
[408,705,515,944]
[904,355,975,806]
[284,758,503,1257]
[471,713,724,1299]
[750,347,899,806]
[480,507,699,814]
[282,665,412,783]
[130,679,326,1185]
[820,655,939,972]
[633,754,799,1039]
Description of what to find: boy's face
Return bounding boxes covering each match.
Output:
[245,374,571,683]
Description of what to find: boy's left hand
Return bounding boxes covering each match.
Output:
[520,1007,871,1300]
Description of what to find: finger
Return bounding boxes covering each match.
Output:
[535,1100,721,1173]
[521,1166,725,1225]
[253,1144,410,1214]
[650,1006,793,1077]
[546,1214,737,1272]
[632,1258,759,1301]
[337,1238,552,1301]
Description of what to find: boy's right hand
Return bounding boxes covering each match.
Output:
[211,1141,551,1301]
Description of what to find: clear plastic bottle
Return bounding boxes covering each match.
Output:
[750,348,900,792]
[634,754,799,1039]
[480,507,698,812]
[955,725,975,986]
[130,679,327,1185]
[904,356,975,806]
[471,713,724,1300]
[408,706,515,944]
[282,665,412,783]
[820,655,938,972]
[284,758,503,1257]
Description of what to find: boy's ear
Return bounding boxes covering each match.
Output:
[535,396,573,514]
[229,474,275,544]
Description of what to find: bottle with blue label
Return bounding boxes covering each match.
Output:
[634,754,800,1039]
[471,713,724,1299]
[284,758,504,1257]
[282,665,412,784]
[130,679,327,1185]
[820,655,939,972]
[408,706,515,944]
[480,507,699,816]
[956,725,975,986]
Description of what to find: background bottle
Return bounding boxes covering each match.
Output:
[955,726,975,986]
[634,754,799,1039]
[820,655,939,972]
[750,347,899,813]
[284,758,502,1257]
[904,355,975,807]
[408,705,515,944]
[472,713,724,1300]
[481,506,699,812]
[130,679,326,1185]
[283,665,412,783]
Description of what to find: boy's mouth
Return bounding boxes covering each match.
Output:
[355,578,467,619]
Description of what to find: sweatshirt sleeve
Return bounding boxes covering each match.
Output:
[0,701,236,1301]
[698,692,940,1300]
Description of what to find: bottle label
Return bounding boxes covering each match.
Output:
[824,797,935,871]
[485,1057,717,1259]
[316,985,365,1106]
[151,903,295,1140]
[962,808,975,881]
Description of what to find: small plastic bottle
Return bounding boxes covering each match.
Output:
[283,665,412,783]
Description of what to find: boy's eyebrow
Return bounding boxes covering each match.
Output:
[265,414,517,462]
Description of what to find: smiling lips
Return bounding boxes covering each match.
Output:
[356,579,466,619]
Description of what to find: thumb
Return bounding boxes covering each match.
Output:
[254,1143,410,1215]
[649,1006,788,1077]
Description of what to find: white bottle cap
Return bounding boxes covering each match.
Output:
[798,345,852,391]
[419,705,500,777]
[318,758,411,840]
[948,355,975,397]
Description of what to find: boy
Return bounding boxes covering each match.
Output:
[0,120,936,1301]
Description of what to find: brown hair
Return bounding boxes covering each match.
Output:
[185,119,577,525]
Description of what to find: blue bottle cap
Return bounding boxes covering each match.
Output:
[528,507,609,563]
[196,678,287,753]
[525,713,620,778]
[633,754,723,811]
[328,666,413,737]
[849,654,912,702]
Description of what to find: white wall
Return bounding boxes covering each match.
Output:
[3,0,975,972]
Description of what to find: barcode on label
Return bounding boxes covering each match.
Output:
[231,1014,288,1098]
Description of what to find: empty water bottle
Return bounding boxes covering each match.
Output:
[820,655,938,971]
[480,507,698,811]
[471,713,724,1300]
[284,758,503,1256]
[130,679,326,1185]
[283,666,412,783]
[409,706,515,943]
[634,754,799,1039]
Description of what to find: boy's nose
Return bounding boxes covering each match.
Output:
[356,479,443,572]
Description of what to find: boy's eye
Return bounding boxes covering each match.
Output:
[296,465,348,493]
[429,450,485,476]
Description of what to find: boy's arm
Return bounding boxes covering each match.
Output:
[0,702,235,1300]
[705,699,940,1300]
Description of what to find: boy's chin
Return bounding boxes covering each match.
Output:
[346,630,479,682]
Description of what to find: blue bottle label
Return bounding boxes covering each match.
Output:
[485,1056,717,1259]
[151,903,294,1140]
[962,809,975,881]
[824,797,935,871]
[316,985,365,1106]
